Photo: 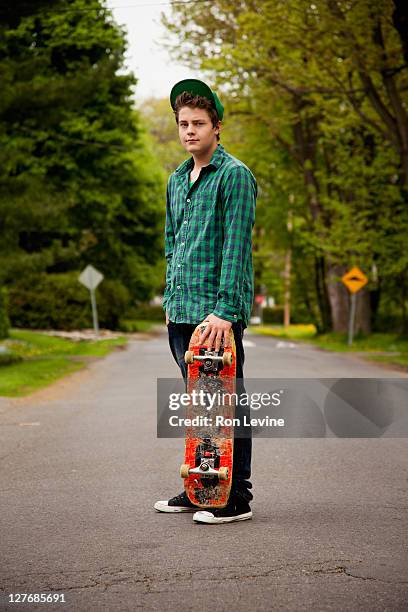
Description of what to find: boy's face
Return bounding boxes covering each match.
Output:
[178,106,220,155]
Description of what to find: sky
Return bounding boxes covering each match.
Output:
[106,0,195,102]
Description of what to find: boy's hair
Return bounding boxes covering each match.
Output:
[174,92,221,141]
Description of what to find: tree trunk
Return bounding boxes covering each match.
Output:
[314,255,332,333]
[292,112,333,333]
[283,210,293,327]
[355,289,372,335]
[283,248,291,327]
[370,286,382,331]
[399,271,408,337]
[326,262,349,333]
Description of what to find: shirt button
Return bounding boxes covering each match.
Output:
[177,264,181,267]
[177,285,181,289]
[181,242,185,246]
[184,220,187,224]
[186,198,191,203]
[233,315,237,318]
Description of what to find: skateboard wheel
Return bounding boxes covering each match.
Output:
[185,350,194,365]
[222,352,233,366]
[180,464,190,478]
[218,467,229,480]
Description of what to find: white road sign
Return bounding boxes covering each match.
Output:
[78,265,104,336]
[78,265,104,291]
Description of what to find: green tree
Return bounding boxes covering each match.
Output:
[139,97,187,174]
[0,0,165,329]
[162,0,408,334]
[0,287,10,339]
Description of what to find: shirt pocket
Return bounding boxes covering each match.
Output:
[190,190,220,227]
[191,188,215,210]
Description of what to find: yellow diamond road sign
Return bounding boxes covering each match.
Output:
[341,266,368,294]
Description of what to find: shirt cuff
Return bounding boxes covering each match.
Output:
[212,301,239,323]
[162,293,169,311]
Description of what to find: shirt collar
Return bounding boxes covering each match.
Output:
[175,144,226,176]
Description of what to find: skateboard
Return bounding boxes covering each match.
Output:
[180,322,236,508]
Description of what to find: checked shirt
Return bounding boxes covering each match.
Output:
[163,144,257,326]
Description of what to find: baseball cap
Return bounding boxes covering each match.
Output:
[170,78,224,121]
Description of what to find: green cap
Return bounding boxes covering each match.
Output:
[170,78,224,121]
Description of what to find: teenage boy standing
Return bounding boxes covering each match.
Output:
[154,79,257,524]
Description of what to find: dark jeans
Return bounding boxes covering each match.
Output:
[167,320,253,504]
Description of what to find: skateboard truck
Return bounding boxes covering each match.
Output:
[181,436,228,479]
[180,463,229,480]
[185,350,233,369]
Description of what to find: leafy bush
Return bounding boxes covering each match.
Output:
[261,306,312,325]
[0,287,10,339]
[262,307,284,324]
[0,351,22,366]
[118,320,155,333]
[7,273,131,331]
[127,304,165,321]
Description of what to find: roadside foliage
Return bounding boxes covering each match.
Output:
[162,0,408,335]
[0,0,165,331]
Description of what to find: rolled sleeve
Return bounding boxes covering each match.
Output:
[162,182,174,311]
[213,166,256,322]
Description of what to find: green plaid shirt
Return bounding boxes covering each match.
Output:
[163,144,257,326]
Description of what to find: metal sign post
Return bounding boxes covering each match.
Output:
[78,265,104,337]
[348,293,357,346]
[341,266,368,346]
[90,287,99,336]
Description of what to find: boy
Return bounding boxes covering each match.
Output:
[154,79,257,524]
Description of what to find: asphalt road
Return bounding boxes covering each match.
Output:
[0,329,407,611]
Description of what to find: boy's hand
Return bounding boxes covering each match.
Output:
[166,310,169,325]
[199,313,232,352]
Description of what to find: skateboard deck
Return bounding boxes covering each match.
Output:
[180,322,236,508]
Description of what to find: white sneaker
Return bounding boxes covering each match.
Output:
[193,502,252,524]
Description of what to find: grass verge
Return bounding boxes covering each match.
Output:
[0,329,128,397]
[248,324,408,370]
